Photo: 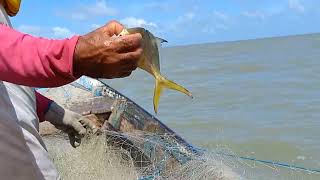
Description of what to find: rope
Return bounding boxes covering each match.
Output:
[217,152,320,174]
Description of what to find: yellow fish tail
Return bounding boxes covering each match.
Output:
[153,76,193,113]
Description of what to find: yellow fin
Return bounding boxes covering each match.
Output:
[153,76,193,114]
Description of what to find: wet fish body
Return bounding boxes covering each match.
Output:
[120,27,192,113]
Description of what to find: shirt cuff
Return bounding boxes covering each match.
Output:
[35,92,53,122]
[67,36,80,79]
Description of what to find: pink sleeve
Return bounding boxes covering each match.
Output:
[0,24,80,87]
[35,91,53,122]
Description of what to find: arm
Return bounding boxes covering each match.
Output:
[36,91,98,147]
[0,24,77,87]
[2,20,142,147]
[35,91,53,122]
[0,21,142,87]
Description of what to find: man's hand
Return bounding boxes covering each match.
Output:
[45,102,98,147]
[73,20,143,79]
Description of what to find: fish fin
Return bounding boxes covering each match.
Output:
[153,76,193,113]
[156,37,168,43]
[162,78,193,98]
[119,29,130,36]
[153,78,163,114]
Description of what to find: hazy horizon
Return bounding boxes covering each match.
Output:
[166,31,320,47]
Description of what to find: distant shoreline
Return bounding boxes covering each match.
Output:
[166,32,320,48]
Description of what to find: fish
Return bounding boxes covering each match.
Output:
[119,27,193,113]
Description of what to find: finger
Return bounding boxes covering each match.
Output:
[106,20,125,36]
[115,33,142,53]
[71,121,86,137]
[112,71,131,78]
[79,117,98,134]
[118,71,132,78]
[120,47,143,62]
[74,134,82,146]
[122,64,137,72]
[68,133,81,148]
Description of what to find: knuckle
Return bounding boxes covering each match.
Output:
[137,33,143,41]
[132,65,138,70]
[119,72,131,78]
[123,49,142,61]
[107,20,121,27]
[124,34,141,47]
[133,34,142,45]
[124,72,132,77]
[108,20,117,24]
[69,120,77,127]
[79,117,89,123]
[79,129,86,136]
[136,48,143,56]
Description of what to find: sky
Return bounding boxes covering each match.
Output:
[10,0,320,46]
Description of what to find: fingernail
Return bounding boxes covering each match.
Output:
[74,142,80,147]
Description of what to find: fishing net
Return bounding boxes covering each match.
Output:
[38,76,320,180]
[45,130,319,180]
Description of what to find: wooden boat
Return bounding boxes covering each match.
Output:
[39,76,317,179]
[38,76,200,178]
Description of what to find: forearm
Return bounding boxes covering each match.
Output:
[35,91,53,122]
[0,24,79,87]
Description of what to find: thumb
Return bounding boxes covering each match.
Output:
[105,20,125,36]
[68,132,82,148]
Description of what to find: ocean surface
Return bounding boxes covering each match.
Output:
[104,33,320,178]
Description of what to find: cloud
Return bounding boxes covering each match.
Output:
[201,26,216,34]
[213,11,229,22]
[171,12,195,30]
[17,25,75,39]
[177,12,195,22]
[120,17,158,29]
[241,11,266,20]
[195,11,231,34]
[86,0,117,16]
[58,0,117,21]
[215,24,228,30]
[184,12,195,20]
[17,25,43,36]
[168,10,231,36]
[288,0,305,13]
[167,12,196,33]
[52,27,75,38]
[68,12,88,21]
[143,2,172,12]
[211,11,231,32]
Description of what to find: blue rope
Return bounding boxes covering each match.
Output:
[217,152,320,174]
[137,153,320,180]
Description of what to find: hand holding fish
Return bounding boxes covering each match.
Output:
[73,20,143,79]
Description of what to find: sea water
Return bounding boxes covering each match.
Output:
[103,33,320,179]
